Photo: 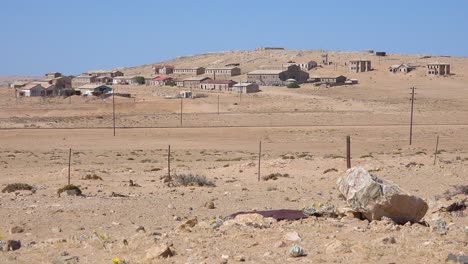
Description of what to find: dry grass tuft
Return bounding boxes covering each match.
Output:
[2,183,34,193]
[172,174,215,187]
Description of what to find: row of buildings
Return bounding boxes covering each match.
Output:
[149,75,260,93]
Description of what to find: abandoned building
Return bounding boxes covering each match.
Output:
[45,72,62,79]
[232,83,260,93]
[427,62,451,76]
[85,70,124,78]
[349,60,372,73]
[205,67,241,77]
[200,79,237,91]
[247,65,309,86]
[173,67,205,75]
[112,76,141,85]
[153,65,174,75]
[76,84,113,96]
[376,52,386,56]
[182,77,211,89]
[225,63,240,67]
[72,75,97,87]
[285,61,318,71]
[321,53,329,65]
[389,64,416,74]
[310,75,347,85]
[96,76,113,84]
[149,76,175,86]
[17,83,46,97]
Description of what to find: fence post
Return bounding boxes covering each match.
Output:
[258,141,262,181]
[168,145,171,181]
[68,148,72,185]
[433,135,439,165]
[346,136,351,169]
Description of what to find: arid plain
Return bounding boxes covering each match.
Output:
[0,50,467,263]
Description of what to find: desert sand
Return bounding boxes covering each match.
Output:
[0,50,467,263]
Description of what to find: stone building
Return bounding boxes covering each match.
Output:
[174,67,205,75]
[72,75,97,87]
[232,83,260,93]
[247,65,309,86]
[182,77,211,89]
[200,79,237,91]
[285,61,317,71]
[205,67,241,76]
[85,70,123,78]
[349,60,372,73]
[153,65,174,75]
[389,64,416,74]
[427,62,451,76]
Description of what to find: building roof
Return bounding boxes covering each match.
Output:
[428,62,450,65]
[350,59,371,62]
[201,79,236,84]
[183,77,211,82]
[206,67,239,70]
[77,84,111,90]
[153,65,175,69]
[74,75,95,79]
[311,75,346,79]
[175,67,204,70]
[153,76,173,81]
[248,69,284,75]
[21,83,44,90]
[233,82,256,87]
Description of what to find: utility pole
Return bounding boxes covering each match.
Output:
[346,136,351,169]
[217,94,220,115]
[409,86,415,145]
[168,145,171,181]
[180,97,183,127]
[68,148,72,185]
[433,135,440,165]
[258,141,262,182]
[112,89,116,136]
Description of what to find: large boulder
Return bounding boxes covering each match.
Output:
[337,167,428,224]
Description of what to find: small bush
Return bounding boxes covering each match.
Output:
[82,174,103,181]
[323,168,338,174]
[287,83,300,89]
[57,185,82,196]
[173,174,215,187]
[443,185,468,199]
[2,183,34,193]
[262,173,290,181]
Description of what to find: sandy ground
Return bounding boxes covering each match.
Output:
[0,50,467,263]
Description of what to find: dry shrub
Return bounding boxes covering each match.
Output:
[173,174,215,187]
[323,168,338,174]
[2,183,34,193]
[83,174,103,181]
[57,185,82,196]
[262,173,289,181]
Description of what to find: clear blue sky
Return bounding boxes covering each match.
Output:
[1,0,467,76]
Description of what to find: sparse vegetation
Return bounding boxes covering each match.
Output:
[360,154,374,158]
[57,184,82,196]
[323,168,338,174]
[172,173,215,187]
[287,83,300,89]
[82,174,103,181]
[2,183,34,193]
[215,157,242,162]
[262,173,290,181]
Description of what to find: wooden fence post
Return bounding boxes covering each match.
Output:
[346,136,351,169]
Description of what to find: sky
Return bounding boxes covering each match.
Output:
[0,0,467,76]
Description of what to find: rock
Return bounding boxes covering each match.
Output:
[446,254,468,264]
[145,243,174,260]
[284,231,302,242]
[337,207,362,219]
[288,245,305,257]
[234,255,246,262]
[205,201,215,209]
[379,236,396,244]
[52,227,62,233]
[52,255,80,264]
[274,241,287,248]
[223,213,274,229]
[337,167,428,224]
[136,226,145,233]
[177,217,198,231]
[433,219,448,235]
[66,189,81,196]
[325,240,350,254]
[3,240,21,251]
[9,226,24,234]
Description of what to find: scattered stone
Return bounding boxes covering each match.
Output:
[234,255,246,262]
[52,255,80,264]
[223,213,274,229]
[3,240,21,251]
[205,201,215,209]
[52,227,62,233]
[433,219,448,235]
[145,243,174,260]
[446,254,468,264]
[178,217,198,231]
[136,226,145,233]
[337,167,428,224]
[173,216,181,221]
[289,245,305,258]
[442,200,466,213]
[337,207,362,219]
[9,226,24,234]
[284,231,302,242]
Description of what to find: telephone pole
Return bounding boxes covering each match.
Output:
[409,86,415,145]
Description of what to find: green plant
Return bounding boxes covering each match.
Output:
[132,76,146,85]
[2,183,34,193]
[287,83,300,88]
